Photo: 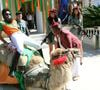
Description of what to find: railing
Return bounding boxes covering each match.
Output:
[82,27,100,49]
[81,27,100,39]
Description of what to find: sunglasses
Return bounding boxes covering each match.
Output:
[5,13,11,16]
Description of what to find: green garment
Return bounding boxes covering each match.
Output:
[15,47,40,90]
[22,48,40,66]
[15,71,25,90]
[0,20,18,31]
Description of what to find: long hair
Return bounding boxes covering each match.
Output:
[72,7,81,19]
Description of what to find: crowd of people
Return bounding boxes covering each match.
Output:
[20,6,37,32]
[0,8,41,76]
[0,1,83,89]
[45,1,83,88]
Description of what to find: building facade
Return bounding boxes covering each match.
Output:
[0,0,59,33]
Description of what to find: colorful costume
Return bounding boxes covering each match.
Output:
[56,29,82,81]
[0,20,41,54]
[57,29,81,49]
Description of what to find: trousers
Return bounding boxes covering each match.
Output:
[10,31,41,54]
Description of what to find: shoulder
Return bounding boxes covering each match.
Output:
[21,19,26,23]
[12,20,18,28]
[12,20,17,24]
[0,21,5,30]
[0,21,6,25]
[61,28,70,34]
[68,15,73,19]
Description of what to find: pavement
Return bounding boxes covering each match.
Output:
[0,34,100,90]
[41,41,100,90]
[28,35,100,90]
[70,43,100,90]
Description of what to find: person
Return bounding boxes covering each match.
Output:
[62,2,73,24]
[33,10,37,29]
[26,12,34,30]
[0,8,41,76]
[47,8,61,55]
[58,0,68,21]
[20,6,27,21]
[51,22,83,81]
[68,6,83,40]
[16,11,30,36]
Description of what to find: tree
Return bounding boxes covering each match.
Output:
[83,5,100,28]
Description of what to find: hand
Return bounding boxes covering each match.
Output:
[80,61,83,65]
[80,56,83,65]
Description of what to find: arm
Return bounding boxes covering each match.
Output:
[66,33,83,64]
[79,43,83,65]
[41,31,52,45]
[76,40,83,65]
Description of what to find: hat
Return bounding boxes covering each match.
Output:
[16,11,22,15]
[51,22,60,28]
[49,8,57,13]
[52,8,57,13]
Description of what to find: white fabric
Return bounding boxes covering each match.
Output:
[10,31,41,54]
[58,37,64,49]
[72,57,80,77]
[57,35,81,77]
[57,35,65,49]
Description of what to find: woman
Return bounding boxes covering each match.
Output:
[47,8,61,55]
[68,6,83,40]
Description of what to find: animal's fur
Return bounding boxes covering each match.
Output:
[0,44,73,90]
[0,44,27,66]
[25,48,73,90]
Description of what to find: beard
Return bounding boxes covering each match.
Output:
[4,15,13,23]
[5,18,13,23]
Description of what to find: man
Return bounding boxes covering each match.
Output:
[51,22,83,61]
[0,8,41,76]
[51,22,83,81]
[26,11,34,30]
[16,11,30,36]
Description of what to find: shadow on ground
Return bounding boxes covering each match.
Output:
[83,43,100,57]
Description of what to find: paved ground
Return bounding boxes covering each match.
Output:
[42,42,100,90]
[70,43,100,90]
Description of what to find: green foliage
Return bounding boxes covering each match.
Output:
[83,5,100,28]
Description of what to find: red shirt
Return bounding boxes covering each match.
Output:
[57,29,81,49]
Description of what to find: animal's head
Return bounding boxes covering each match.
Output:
[48,48,72,89]
[50,48,68,66]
